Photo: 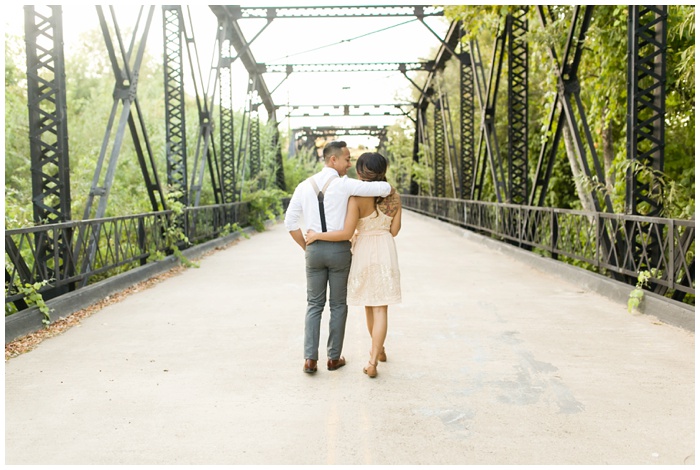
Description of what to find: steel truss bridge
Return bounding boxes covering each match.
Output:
[5,5,695,326]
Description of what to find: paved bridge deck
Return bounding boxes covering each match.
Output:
[5,210,695,465]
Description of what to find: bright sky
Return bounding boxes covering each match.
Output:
[6,3,451,148]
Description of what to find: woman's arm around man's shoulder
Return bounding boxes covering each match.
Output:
[306,197,361,245]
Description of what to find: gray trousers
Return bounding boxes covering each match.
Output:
[304,240,352,361]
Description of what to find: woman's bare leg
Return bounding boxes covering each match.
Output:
[368,306,388,366]
[364,306,373,336]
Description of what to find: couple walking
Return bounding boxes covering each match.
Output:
[284,141,402,378]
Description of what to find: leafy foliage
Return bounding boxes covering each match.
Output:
[243,187,288,232]
[8,281,52,325]
[628,270,652,313]
[417,5,696,217]
[383,121,415,193]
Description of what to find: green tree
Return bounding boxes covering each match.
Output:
[5,31,33,229]
[440,5,694,216]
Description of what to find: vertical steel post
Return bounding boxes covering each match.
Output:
[459,47,474,200]
[433,99,446,198]
[410,104,427,195]
[162,6,188,206]
[24,5,73,297]
[249,108,261,181]
[25,5,72,224]
[218,32,236,203]
[626,5,668,290]
[626,5,667,216]
[507,9,529,205]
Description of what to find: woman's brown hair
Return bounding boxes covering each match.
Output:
[356,152,398,216]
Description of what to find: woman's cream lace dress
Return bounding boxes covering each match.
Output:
[346,207,401,306]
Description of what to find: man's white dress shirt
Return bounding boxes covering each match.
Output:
[284,167,392,233]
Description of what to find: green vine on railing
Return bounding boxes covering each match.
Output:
[627,270,652,313]
[15,280,52,325]
[152,189,199,268]
[221,222,249,239]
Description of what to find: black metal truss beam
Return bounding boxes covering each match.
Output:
[282,103,413,108]
[471,30,508,203]
[294,126,388,138]
[218,20,237,204]
[262,62,434,74]
[77,6,166,286]
[23,5,73,300]
[249,112,261,180]
[234,74,259,199]
[526,6,622,281]
[24,6,71,224]
[230,5,444,19]
[286,112,407,118]
[626,5,667,217]
[459,47,475,200]
[410,104,428,195]
[416,21,460,110]
[205,144,223,205]
[437,78,460,199]
[468,40,487,200]
[82,6,166,221]
[286,111,408,118]
[433,100,446,198]
[187,6,221,207]
[163,6,188,206]
[279,103,413,118]
[411,21,460,197]
[24,6,72,225]
[210,5,277,120]
[507,9,529,205]
[529,6,612,213]
[626,5,668,293]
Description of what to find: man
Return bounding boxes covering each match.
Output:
[285,141,392,374]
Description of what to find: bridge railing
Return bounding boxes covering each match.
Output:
[402,195,695,301]
[5,202,251,313]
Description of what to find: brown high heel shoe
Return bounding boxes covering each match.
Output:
[363,361,378,378]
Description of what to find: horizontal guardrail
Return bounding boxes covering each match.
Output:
[5,201,252,313]
[402,195,695,301]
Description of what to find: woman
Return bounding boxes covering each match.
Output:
[306,152,402,378]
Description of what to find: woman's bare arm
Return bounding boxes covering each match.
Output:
[389,204,402,237]
[306,197,360,244]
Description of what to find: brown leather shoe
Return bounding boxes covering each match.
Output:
[363,361,378,378]
[327,356,346,370]
[303,359,317,373]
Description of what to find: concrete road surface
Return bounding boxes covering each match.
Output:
[5,210,695,464]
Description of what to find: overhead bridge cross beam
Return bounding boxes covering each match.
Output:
[230,5,444,19]
[280,103,415,109]
[294,126,388,137]
[262,62,435,74]
[293,125,389,160]
[280,103,415,118]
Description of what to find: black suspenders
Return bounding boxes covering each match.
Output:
[308,176,337,232]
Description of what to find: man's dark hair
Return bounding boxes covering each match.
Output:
[322,141,347,162]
